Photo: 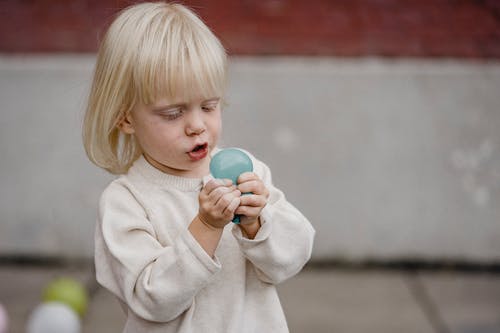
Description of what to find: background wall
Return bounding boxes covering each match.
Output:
[0,1,499,262]
[1,0,499,57]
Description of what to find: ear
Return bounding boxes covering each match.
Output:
[117,112,135,134]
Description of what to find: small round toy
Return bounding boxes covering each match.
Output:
[26,302,81,333]
[42,277,88,317]
[0,303,8,333]
[210,148,253,224]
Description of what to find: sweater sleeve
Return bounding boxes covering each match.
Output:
[94,180,221,323]
[231,156,315,285]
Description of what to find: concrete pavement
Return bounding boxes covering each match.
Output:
[1,262,499,333]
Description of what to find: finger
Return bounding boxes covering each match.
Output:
[235,205,262,218]
[238,180,266,195]
[203,179,222,194]
[223,196,241,216]
[237,172,259,184]
[215,190,241,212]
[204,179,233,195]
[239,194,267,207]
[208,185,236,203]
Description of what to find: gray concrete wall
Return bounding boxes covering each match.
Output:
[1,55,499,261]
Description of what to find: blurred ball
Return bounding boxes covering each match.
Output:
[0,303,8,333]
[27,302,80,333]
[42,277,88,317]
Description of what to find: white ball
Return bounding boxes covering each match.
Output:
[27,302,81,333]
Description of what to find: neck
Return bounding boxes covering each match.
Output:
[143,153,209,178]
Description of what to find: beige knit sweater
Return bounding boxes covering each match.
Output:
[95,150,315,332]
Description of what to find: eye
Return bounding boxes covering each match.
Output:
[202,102,218,112]
[159,107,183,120]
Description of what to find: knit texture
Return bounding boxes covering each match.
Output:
[95,150,315,332]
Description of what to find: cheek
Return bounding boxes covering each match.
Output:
[153,124,183,145]
[209,112,223,134]
[136,120,177,148]
[213,118,222,134]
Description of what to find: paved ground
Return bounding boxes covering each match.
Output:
[1,262,499,333]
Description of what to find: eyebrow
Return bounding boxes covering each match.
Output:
[203,97,220,103]
[151,103,182,112]
[152,97,220,111]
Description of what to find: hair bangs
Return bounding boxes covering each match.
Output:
[133,10,226,107]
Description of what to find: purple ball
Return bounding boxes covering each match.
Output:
[0,303,8,333]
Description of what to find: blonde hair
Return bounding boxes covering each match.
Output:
[83,2,227,174]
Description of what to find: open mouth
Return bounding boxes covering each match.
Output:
[188,143,208,161]
[191,143,207,152]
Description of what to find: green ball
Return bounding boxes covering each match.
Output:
[42,277,88,317]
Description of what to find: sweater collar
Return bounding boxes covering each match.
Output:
[130,155,206,192]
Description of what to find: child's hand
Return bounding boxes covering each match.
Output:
[235,172,270,226]
[198,179,241,229]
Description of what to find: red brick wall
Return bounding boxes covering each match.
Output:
[1,0,499,58]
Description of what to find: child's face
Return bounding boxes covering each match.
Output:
[120,96,222,178]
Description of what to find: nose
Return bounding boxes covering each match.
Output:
[185,109,206,136]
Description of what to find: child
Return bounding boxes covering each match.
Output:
[83,2,315,332]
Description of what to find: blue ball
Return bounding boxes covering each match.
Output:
[210,148,253,224]
[210,148,253,185]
